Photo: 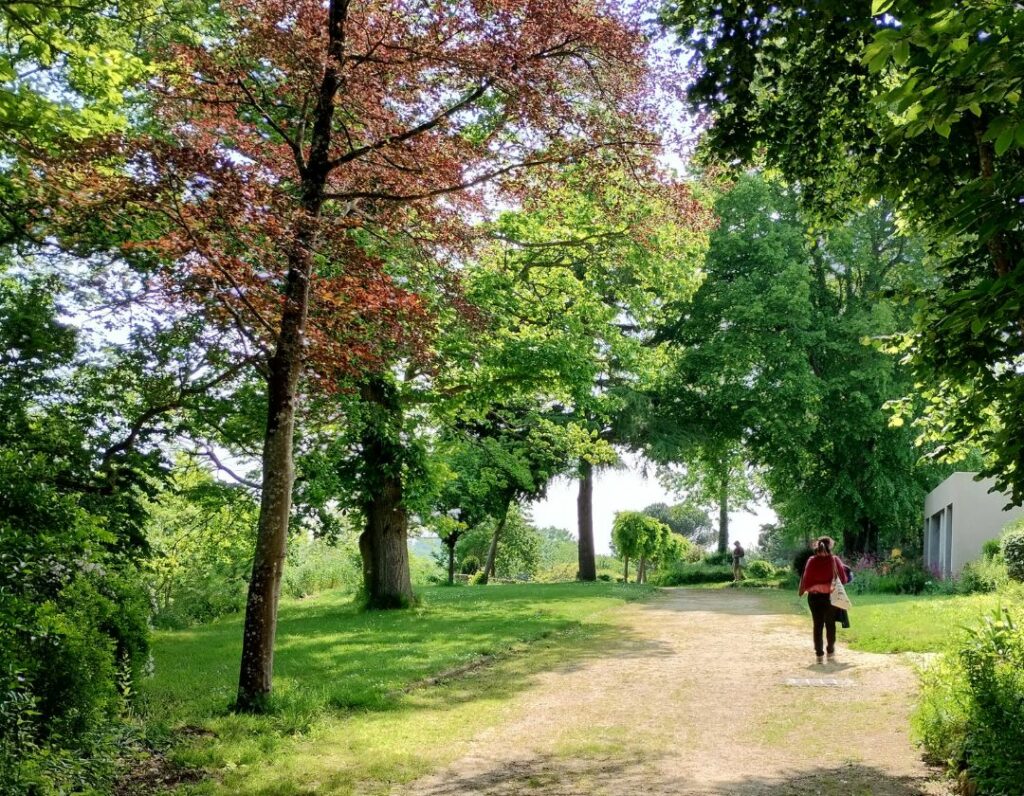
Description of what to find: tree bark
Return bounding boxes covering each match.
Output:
[717,471,729,554]
[577,461,597,581]
[623,555,629,584]
[447,538,456,585]
[236,325,306,710]
[482,497,512,584]
[235,0,350,713]
[637,556,646,584]
[358,377,414,608]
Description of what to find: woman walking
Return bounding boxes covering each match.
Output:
[798,536,849,664]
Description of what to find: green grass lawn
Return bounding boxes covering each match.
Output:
[838,590,1020,653]
[753,586,1019,654]
[137,581,654,795]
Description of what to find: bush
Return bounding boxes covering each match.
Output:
[704,550,731,566]
[846,553,930,595]
[1002,524,1024,582]
[914,607,1024,794]
[746,559,776,579]
[282,537,362,598]
[146,467,257,627]
[957,556,1008,595]
[982,537,1003,560]
[0,452,151,794]
[468,570,488,585]
[650,562,734,586]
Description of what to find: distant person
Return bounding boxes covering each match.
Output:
[732,540,745,581]
[797,536,849,664]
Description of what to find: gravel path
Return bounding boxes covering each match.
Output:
[397,589,950,796]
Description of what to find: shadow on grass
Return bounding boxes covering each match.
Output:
[408,756,939,796]
[141,583,663,724]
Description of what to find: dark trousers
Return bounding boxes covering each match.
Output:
[807,593,836,656]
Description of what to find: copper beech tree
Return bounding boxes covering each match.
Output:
[92,0,679,709]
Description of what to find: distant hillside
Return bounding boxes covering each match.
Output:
[409,535,442,559]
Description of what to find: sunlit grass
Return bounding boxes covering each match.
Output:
[138,582,655,795]
[752,586,1019,654]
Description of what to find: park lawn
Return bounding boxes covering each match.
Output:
[138,581,655,795]
[838,590,1019,654]
[752,587,1017,654]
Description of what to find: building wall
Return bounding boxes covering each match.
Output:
[923,472,1024,577]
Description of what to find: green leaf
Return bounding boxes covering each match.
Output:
[994,126,1015,156]
[872,0,896,15]
[893,40,910,66]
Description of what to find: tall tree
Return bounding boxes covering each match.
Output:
[657,444,756,553]
[473,165,710,578]
[57,0,675,709]
[650,174,941,555]
[660,0,1024,502]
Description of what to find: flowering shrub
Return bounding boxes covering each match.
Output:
[847,550,930,595]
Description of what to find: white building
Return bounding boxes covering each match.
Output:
[924,472,1024,578]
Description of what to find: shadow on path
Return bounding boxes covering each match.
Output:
[410,754,938,796]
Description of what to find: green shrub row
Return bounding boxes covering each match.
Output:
[650,562,734,586]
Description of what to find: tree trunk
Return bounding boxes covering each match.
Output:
[358,377,414,608]
[577,461,596,581]
[447,539,456,585]
[637,556,646,584]
[235,215,324,709]
[717,472,729,554]
[482,497,512,584]
[623,555,629,584]
[235,0,350,713]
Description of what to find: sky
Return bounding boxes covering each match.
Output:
[529,453,777,555]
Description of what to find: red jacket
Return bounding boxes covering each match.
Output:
[799,554,848,596]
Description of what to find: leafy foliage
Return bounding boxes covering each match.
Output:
[0,273,153,792]
[456,506,542,581]
[650,174,941,554]
[1001,522,1024,582]
[641,502,714,549]
[650,562,734,586]
[661,0,1024,503]
[745,560,776,580]
[610,511,685,583]
[914,607,1024,794]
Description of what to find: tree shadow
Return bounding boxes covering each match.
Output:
[406,754,944,796]
[144,586,677,723]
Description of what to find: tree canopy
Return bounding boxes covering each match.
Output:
[660,0,1024,502]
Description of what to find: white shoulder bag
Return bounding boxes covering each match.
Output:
[830,556,852,611]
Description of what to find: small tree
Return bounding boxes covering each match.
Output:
[611,511,672,584]
[643,501,715,548]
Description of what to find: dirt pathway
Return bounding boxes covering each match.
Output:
[397,589,949,796]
